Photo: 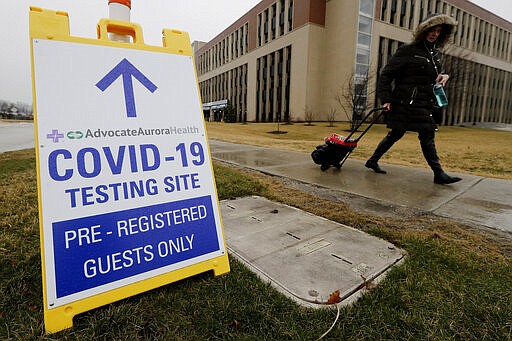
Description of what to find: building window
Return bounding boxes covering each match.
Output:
[360,0,373,16]
[279,0,285,36]
[390,0,397,25]
[408,1,414,29]
[258,14,262,46]
[256,46,292,122]
[271,4,277,40]
[355,0,374,110]
[380,0,387,21]
[399,0,407,28]
[264,9,269,44]
[288,0,293,31]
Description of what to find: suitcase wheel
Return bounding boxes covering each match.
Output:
[320,164,330,171]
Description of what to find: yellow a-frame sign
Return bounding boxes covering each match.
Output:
[29,7,229,334]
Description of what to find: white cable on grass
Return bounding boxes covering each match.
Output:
[316,303,341,340]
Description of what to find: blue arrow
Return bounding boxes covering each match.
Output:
[96,58,157,118]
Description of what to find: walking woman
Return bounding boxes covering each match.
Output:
[365,13,462,185]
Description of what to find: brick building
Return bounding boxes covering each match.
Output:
[194,0,512,124]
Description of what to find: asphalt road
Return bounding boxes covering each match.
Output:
[0,121,34,153]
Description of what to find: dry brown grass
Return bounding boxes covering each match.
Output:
[206,122,512,179]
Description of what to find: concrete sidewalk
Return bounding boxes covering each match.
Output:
[210,139,512,233]
[210,139,512,308]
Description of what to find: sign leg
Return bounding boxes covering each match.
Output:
[45,306,75,334]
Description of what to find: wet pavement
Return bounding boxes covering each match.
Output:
[210,139,512,307]
[459,122,512,132]
[209,139,512,233]
[0,121,34,153]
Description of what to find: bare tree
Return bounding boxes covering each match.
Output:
[304,106,314,125]
[326,107,337,127]
[0,100,9,113]
[284,111,294,124]
[16,101,33,116]
[0,99,34,119]
[334,70,375,131]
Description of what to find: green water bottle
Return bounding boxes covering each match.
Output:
[433,83,448,107]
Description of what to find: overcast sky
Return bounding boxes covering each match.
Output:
[1,0,510,105]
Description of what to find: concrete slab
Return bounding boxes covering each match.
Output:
[434,177,512,233]
[220,196,405,307]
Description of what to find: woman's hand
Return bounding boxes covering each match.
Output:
[383,103,391,111]
[436,74,450,86]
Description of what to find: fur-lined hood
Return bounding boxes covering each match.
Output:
[412,13,457,48]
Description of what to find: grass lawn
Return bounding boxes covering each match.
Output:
[1,122,512,340]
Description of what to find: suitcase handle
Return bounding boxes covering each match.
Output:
[343,107,389,141]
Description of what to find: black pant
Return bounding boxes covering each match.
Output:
[368,128,444,175]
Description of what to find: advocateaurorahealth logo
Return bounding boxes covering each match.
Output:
[45,126,200,144]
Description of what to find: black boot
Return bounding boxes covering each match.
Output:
[365,160,387,174]
[365,131,402,174]
[419,130,462,185]
[434,172,462,185]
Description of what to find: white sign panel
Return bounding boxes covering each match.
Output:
[33,39,226,308]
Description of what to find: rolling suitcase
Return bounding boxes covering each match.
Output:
[311,107,388,171]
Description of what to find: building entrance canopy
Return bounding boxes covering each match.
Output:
[203,99,228,110]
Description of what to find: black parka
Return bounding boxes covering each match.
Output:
[377,42,441,131]
[377,14,457,132]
